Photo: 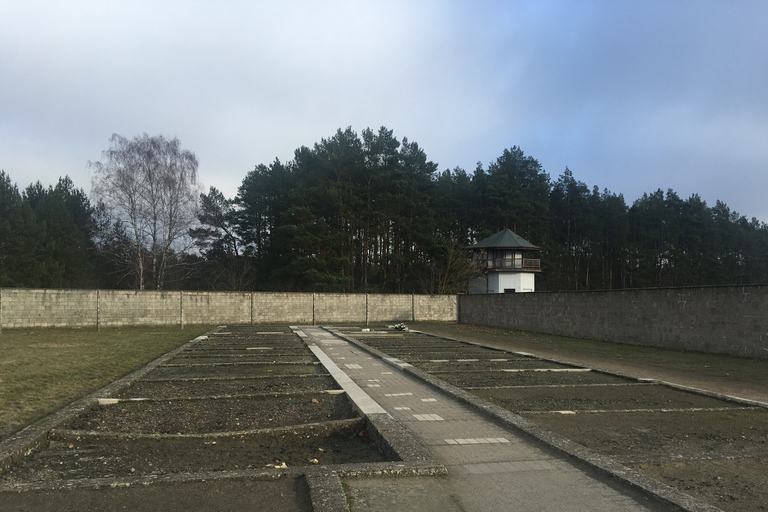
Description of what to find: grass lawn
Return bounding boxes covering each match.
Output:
[0,326,212,440]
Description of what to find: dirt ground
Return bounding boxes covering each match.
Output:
[0,326,390,512]
[5,323,767,511]
[404,323,768,512]
[3,419,385,482]
[1,475,313,512]
[67,393,355,434]
[473,382,746,412]
[115,376,340,399]
[434,368,632,387]
[411,322,768,403]
[632,457,768,511]
[525,409,768,461]
[144,363,327,379]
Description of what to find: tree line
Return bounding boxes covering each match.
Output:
[2,127,767,293]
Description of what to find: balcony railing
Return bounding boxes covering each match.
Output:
[478,258,541,271]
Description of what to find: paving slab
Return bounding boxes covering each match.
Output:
[295,326,669,512]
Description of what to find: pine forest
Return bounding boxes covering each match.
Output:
[2,127,767,294]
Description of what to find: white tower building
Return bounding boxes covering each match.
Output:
[468,229,541,293]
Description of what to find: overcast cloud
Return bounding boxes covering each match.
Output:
[2,0,767,221]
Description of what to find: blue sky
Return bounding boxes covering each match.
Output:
[2,0,767,221]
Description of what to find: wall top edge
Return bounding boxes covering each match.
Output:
[5,284,766,295]
[0,288,459,297]
[459,283,768,295]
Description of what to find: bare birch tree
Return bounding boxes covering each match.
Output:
[90,133,200,290]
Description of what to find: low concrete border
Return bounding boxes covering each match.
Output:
[328,327,726,512]
[0,330,219,474]
[1,326,445,512]
[423,331,768,410]
[294,328,447,478]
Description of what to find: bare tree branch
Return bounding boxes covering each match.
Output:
[90,133,201,290]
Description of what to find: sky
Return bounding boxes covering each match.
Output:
[2,0,767,222]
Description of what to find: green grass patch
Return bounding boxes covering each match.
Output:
[0,326,211,440]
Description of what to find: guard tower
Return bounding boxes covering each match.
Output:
[468,229,541,293]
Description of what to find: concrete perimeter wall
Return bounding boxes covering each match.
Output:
[0,289,457,329]
[459,285,768,359]
[0,289,99,328]
[3,285,764,359]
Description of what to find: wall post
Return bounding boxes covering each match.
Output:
[96,289,100,332]
[179,291,184,329]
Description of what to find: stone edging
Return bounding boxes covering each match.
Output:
[425,331,768,410]
[1,326,445,512]
[0,330,218,474]
[328,327,725,512]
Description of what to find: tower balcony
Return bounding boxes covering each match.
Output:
[477,258,541,272]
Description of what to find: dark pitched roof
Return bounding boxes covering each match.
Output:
[469,229,540,250]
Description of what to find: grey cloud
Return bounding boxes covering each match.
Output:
[1,0,767,221]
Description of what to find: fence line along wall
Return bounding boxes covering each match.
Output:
[459,284,768,359]
[0,289,458,329]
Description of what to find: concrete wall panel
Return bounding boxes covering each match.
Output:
[183,292,252,325]
[459,285,768,359]
[0,289,97,328]
[367,294,412,322]
[99,290,179,327]
[0,289,457,329]
[252,292,313,324]
[314,293,366,324]
[414,294,458,322]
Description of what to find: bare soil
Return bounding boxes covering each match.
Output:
[166,355,318,364]
[67,393,355,434]
[115,376,339,399]
[1,475,313,512]
[1,325,392,510]
[385,351,500,361]
[417,358,572,371]
[474,382,746,412]
[144,363,326,380]
[411,323,768,403]
[3,419,384,482]
[434,369,633,387]
[631,458,768,511]
[392,323,768,512]
[0,326,211,441]
[523,409,768,461]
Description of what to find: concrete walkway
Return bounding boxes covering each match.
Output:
[295,326,665,512]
